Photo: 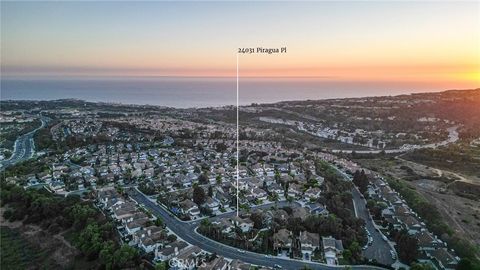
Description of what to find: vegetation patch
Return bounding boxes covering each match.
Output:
[403,143,480,179]
[1,226,61,270]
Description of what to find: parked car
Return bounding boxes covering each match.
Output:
[390,250,397,260]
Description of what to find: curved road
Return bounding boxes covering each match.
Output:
[129,188,386,270]
[332,166,395,266]
[0,117,48,170]
[351,187,395,266]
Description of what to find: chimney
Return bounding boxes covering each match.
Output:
[174,247,179,255]
[148,229,151,236]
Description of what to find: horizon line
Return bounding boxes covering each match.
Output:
[1,75,339,80]
[1,88,478,110]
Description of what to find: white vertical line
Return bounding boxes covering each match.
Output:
[236,53,239,217]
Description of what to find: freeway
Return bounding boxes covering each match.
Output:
[129,188,386,270]
[0,117,49,170]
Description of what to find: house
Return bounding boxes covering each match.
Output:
[26,177,39,187]
[251,187,268,201]
[267,183,284,198]
[270,209,289,223]
[144,168,155,179]
[125,218,149,235]
[396,214,423,234]
[198,256,229,270]
[203,197,219,212]
[230,259,251,270]
[276,164,289,173]
[300,231,320,261]
[287,183,303,198]
[112,203,138,221]
[273,229,292,256]
[214,189,231,208]
[231,216,254,233]
[133,226,167,253]
[250,163,264,175]
[154,240,188,261]
[179,199,201,217]
[306,203,329,216]
[49,180,66,193]
[304,187,321,201]
[122,212,149,225]
[212,219,234,234]
[417,230,443,251]
[291,207,309,220]
[424,248,459,270]
[322,236,344,265]
[169,246,204,270]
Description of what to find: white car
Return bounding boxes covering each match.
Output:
[237,249,246,253]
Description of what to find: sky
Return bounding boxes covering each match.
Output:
[1,1,479,88]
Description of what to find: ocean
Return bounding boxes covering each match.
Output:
[0,77,462,108]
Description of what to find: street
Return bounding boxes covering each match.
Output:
[129,188,386,270]
[351,187,395,266]
[332,166,395,266]
[0,117,48,170]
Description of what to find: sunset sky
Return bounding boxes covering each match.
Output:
[1,1,479,88]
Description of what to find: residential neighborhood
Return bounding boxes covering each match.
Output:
[2,90,479,270]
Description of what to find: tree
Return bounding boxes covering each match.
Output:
[155,262,168,270]
[208,185,213,197]
[347,241,362,263]
[410,263,435,270]
[394,230,419,264]
[198,174,208,184]
[366,199,376,209]
[155,217,164,227]
[457,258,480,270]
[352,170,368,194]
[112,245,139,269]
[250,212,264,229]
[305,167,312,181]
[286,217,304,234]
[68,203,97,229]
[76,223,104,260]
[99,240,115,270]
[193,186,206,205]
[167,234,177,242]
[215,143,227,152]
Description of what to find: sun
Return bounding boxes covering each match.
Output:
[459,70,480,83]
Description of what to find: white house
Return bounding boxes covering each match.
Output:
[322,236,344,265]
